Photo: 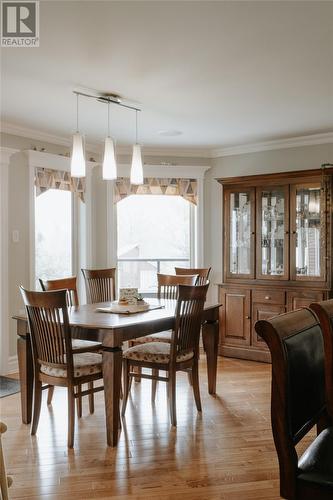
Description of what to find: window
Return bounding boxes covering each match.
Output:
[117,195,194,292]
[35,189,73,286]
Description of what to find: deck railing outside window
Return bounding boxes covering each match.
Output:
[117,258,190,293]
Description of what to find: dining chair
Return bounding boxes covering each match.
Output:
[309,299,333,417]
[122,283,209,426]
[0,421,12,500]
[130,273,198,392]
[175,266,211,285]
[81,268,116,304]
[132,273,198,345]
[39,276,102,414]
[20,287,104,448]
[255,308,333,500]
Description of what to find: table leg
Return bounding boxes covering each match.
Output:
[102,346,122,446]
[17,336,33,424]
[202,319,219,395]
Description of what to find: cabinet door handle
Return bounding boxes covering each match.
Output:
[285,231,289,235]
[245,315,251,320]
[265,296,271,300]
[292,231,297,234]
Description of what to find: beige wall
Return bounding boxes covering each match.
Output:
[204,143,333,301]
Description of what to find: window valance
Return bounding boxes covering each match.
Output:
[114,177,198,205]
[35,167,85,202]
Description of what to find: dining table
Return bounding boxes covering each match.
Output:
[13,298,221,446]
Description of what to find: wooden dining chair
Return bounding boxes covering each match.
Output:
[175,266,211,285]
[39,276,79,307]
[255,308,333,500]
[39,276,102,414]
[132,273,198,345]
[0,422,12,500]
[122,283,209,426]
[20,287,104,448]
[81,268,116,304]
[309,299,333,418]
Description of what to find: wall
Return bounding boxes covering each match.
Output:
[204,143,333,301]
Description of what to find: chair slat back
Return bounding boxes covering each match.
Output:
[81,268,116,303]
[39,276,79,307]
[175,267,211,285]
[309,299,333,417]
[157,273,197,300]
[171,283,209,357]
[20,287,72,371]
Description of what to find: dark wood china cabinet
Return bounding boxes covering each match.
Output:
[217,168,333,362]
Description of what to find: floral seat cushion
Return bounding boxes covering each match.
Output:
[40,352,102,378]
[123,342,193,364]
[133,330,172,344]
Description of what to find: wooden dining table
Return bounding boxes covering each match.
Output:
[13,298,221,446]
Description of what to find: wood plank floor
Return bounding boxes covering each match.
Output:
[1,357,313,499]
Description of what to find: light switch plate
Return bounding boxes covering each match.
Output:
[12,230,19,243]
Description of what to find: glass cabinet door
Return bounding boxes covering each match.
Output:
[290,183,325,281]
[225,188,255,279]
[257,186,289,280]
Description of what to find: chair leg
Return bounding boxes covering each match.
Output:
[134,365,142,383]
[151,368,158,402]
[88,382,94,414]
[47,385,55,405]
[187,371,193,386]
[76,384,82,418]
[67,386,75,448]
[168,372,177,427]
[192,361,202,412]
[121,359,130,417]
[31,378,43,435]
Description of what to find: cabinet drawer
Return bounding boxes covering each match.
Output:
[252,289,285,305]
[287,291,326,311]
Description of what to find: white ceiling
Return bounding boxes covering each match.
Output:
[1,1,333,154]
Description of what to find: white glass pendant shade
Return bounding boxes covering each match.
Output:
[130,143,143,185]
[70,132,86,177]
[102,137,117,180]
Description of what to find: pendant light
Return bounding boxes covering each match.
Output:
[130,109,143,185]
[102,100,117,180]
[70,93,86,178]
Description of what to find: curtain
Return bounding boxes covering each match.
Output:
[35,167,85,202]
[114,177,198,205]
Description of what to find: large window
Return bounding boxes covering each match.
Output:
[117,195,194,292]
[35,189,73,286]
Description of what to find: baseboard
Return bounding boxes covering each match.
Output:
[7,355,18,374]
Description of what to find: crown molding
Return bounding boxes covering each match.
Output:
[1,122,101,154]
[2,122,332,160]
[211,132,333,158]
[1,122,212,159]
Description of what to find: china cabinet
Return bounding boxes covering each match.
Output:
[218,168,333,362]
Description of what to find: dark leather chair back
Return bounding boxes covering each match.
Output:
[255,308,328,499]
[310,299,333,417]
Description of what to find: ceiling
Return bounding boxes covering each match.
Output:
[1,1,333,154]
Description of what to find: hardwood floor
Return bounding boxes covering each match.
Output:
[1,357,313,499]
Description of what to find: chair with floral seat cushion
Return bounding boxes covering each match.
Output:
[81,268,116,304]
[129,273,198,394]
[175,266,211,285]
[132,273,197,345]
[20,287,105,448]
[39,276,102,414]
[122,283,209,426]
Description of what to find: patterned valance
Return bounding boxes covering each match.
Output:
[114,177,197,205]
[35,168,86,202]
